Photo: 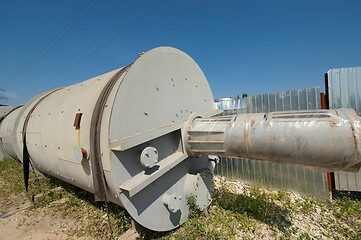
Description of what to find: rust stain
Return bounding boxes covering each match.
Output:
[78,129,81,147]
[81,147,87,159]
[330,120,336,157]
[243,115,252,158]
[229,115,237,127]
[109,149,112,165]
[73,113,83,129]
[159,123,171,129]
[327,172,333,202]
[251,119,255,127]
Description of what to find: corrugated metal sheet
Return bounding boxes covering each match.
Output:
[328,67,361,115]
[215,97,245,111]
[244,87,320,113]
[214,87,329,199]
[327,67,361,192]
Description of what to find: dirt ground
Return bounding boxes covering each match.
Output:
[1,168,360,239]
[0,195,94,240]
[0,160,130,240]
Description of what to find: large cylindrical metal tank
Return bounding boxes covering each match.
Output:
[0,47,360,232]
[1,47,217,231]
[0,106,21,160]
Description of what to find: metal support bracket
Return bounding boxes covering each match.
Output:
[119,151,187,197]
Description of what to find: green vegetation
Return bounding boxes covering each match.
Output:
[1,158,361,239]
[0,158,131,239]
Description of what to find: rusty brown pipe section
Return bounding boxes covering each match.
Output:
[186,108,361,173]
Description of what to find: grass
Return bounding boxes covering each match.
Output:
[1,158,361,239]
[0,158,131,239]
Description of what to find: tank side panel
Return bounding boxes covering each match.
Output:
[107,47,216,230]
[0,107,22,160]
[0,106,16,119]
[110,47,215,142]
[25,68,122,192]
[98,67,129,205]
[12,89,62,162]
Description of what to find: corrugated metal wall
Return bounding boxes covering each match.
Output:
[214,87,329,199]
[327,67,361,192]
[215,98,245,111]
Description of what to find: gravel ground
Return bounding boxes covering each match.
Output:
[212,176,361,239]
[1,159,360,239]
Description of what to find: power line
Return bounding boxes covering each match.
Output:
[0,89,6,101]
[67,0,208,82]
[22,0,168,95]
[21,0,233,97]
[1,0,89,81]
[15,0,150,90]
[63,0,232,86]
[4,0,100,87]
[73,0,233,83]
[3,0,95,86]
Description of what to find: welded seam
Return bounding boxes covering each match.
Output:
[0,104,23,123]
[89,63,133,202]
[22,88,63,193]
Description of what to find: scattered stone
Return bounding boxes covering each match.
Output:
[50,198,68,205]
[49,186,62,194]
[117,228,140,240]
[28,176,44,183]
[34,187,63,202]
[33,193,45,202]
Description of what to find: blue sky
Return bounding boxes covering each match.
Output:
[1,0,360,106]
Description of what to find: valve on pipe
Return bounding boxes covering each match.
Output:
[0,47,360,232]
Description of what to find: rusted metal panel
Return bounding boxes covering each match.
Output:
[327,67,361,191]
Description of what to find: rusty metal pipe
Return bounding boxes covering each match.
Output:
[186,108,361,172]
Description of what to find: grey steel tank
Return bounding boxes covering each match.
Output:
[0,47,360,231]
